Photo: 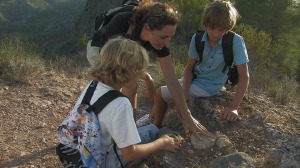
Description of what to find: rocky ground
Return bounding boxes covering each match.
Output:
[0,71,299,168]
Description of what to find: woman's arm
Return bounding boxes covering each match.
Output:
[182,58,197,105]
[157,56,211,138]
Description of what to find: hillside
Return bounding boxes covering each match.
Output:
[0,0,86,53]
[0,70,299,167]
[0,0,299,167]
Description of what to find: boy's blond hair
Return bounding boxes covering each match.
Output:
[203,0,240,31]
[88,37,149,86]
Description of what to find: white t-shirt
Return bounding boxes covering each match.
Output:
[72,81,141,167]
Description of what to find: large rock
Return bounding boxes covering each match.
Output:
[209,152,255,168]
[191,96,228,133]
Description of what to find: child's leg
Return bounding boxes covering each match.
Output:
[151,87,172,128]
[137,124,159,144]
[122,83,138,121]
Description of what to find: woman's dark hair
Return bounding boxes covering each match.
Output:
[130,0,179,40]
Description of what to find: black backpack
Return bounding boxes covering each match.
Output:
[94,0,140,31]
[194,30,239,86]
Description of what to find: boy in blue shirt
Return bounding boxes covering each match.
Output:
[151,0,250,127]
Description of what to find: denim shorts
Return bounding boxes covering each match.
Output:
[138,124,159,144]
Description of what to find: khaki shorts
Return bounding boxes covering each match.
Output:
[86,40,100,66]
[161,77,211,104]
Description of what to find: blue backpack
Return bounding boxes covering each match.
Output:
[56,80,126,167]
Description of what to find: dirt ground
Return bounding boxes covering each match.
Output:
[0,72,299,168]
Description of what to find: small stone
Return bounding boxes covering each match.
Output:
[187,149,194,155]
[215,134,232,148]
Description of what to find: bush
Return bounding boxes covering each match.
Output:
[267,75,299,104]
[167,0,207,44]
[151,43,189,87]
[0,35,46,82]
[234,24,299,104]
[234,24,277,70]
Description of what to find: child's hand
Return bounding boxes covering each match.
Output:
[160,134,181,152]
[220,108,238,121]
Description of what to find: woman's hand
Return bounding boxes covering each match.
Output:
[180,112,214,140]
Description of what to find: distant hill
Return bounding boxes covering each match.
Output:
[0,0,86,54]
[0,0,128,55]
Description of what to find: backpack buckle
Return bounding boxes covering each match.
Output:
[77,104,90,114]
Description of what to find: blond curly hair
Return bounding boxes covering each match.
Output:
[88,37,149,87]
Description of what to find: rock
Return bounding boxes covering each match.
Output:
[209,152,255,168]
[278,136,300,168]
[163,151,179,168]
[190,134,215,150]
[265,148,282,167]
[191,97,225,132]
[215,133,233,148]
[156,127,184,167]
[215,133,236,155]
[158,127,184,145]
[161,107,183,131]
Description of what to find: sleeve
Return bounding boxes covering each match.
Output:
[187,33,199,61]
[108,98,141,148]
[152,46,170,58]
[233,34,249,65]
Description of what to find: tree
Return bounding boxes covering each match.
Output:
[235,0,298,40]
[166,0,208,44]
[235,0,300,77]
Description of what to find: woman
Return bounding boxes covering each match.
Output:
[87,0,211,138]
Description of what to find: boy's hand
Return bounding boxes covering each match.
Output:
[160,134,181,152]
[220,108,238,121]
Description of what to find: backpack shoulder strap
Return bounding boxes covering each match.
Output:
[222,31,235,72]
[81,80,98,105]
[123,0,140,6]
[87,90,126,116]
[195,30,205,63]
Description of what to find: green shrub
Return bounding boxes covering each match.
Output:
[167,0,207,44]
[47,54,87,79]
[234,24,277,70]
[0,35,46,82]
[234,24,299,104]
[267,75,298,104]
[151,43,189,87]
